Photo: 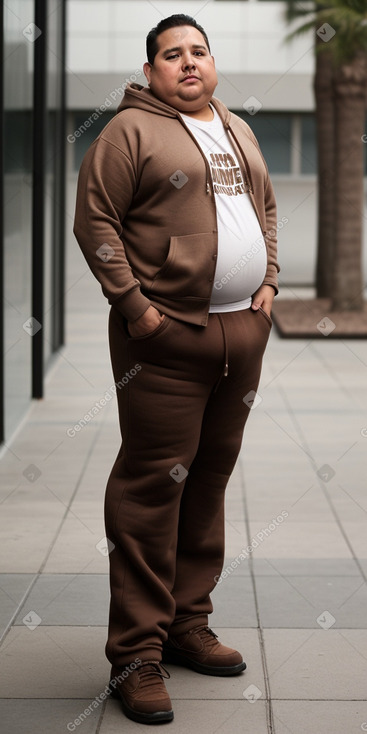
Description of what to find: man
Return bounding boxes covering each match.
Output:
[74,13,279,726]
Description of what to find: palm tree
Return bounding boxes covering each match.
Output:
[285,0,367,311]
[314,38,336,298]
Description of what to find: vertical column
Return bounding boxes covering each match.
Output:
[32,0,46,398]
[0,0,4,441]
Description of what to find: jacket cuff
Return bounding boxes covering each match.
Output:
[264,282,278,295]
[110,287,151,322]
[262,275,279,296]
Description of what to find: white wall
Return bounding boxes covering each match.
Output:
[67,0,315,110]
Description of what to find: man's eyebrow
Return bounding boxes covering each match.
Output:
[162,44,208,56]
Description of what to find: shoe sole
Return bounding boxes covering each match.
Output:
[161,648,247,676]
[110,685,174,724]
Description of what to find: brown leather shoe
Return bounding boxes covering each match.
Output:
[162,625,246,676]
[110,660,173,724]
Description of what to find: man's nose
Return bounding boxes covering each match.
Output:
[182,54,196,70]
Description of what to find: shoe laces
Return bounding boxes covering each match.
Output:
[137,661,170,692]
[188,625,219,650]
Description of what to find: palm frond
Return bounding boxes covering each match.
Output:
[283,0,367,62]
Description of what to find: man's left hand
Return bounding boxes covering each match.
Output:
[251,285,276,318]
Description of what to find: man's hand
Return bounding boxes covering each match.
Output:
[251,285,275,318]
[128,305,164,338]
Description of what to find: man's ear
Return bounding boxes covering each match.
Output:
[143,62,152,84]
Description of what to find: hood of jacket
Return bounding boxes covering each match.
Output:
[117,82,232,126]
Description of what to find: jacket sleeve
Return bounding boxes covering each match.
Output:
[262,169,280,294]
[73,136,151,321]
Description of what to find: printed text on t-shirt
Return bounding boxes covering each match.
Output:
[209,153,251,196]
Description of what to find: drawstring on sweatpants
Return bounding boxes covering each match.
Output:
[214,314,229,393]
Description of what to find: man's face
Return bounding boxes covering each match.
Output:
[143,25,218,112]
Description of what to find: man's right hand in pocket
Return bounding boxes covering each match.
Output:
[128,305,164,338]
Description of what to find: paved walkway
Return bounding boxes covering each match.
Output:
[1,180,367,733]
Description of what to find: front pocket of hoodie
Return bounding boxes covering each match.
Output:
[147,233,216,300]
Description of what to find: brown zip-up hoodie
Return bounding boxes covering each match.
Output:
[74,83,279,326]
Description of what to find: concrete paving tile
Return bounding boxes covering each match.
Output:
[42,515,108,574]
[261,558,362,576]
[292,436,364,475]
[72,473,111,504]
[0,574,35,637]
[223,520,247,557]
[1,480,77,510]
[0,445,96,504]
[25,397,106,421]
[0,503,64,573]
[358,559,367,575]
[218,558,309,577]
[342,523,367,557]
[1,477,67,506]
[45,376,109,400]
[273,700,367,734]
[245,483,335,523]
[242,457,315,482]
[323,490,367,522]
[68,500,105,520]
[101,698,268,734]
[248,521,353,559]
[0,699,101,734]
[4,429,92,464]
[0,626,110,698]
[224,501,246,522]
[14,574,109,627]
[210,577,257,628]
[264,629,367,699]
[221,556,251,576]
[255,574,367,628]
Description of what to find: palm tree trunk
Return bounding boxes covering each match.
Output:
[331,52,367,311]
[314,42,336,297]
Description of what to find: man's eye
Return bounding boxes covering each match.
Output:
[166,54,179,60]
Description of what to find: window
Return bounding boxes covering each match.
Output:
[234,112,292,173]
[72,111,115,170]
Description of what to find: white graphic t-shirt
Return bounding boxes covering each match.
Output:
[181,106,267,312]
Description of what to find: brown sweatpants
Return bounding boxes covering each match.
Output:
[104,305,272,669]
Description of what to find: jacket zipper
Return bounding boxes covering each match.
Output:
[176,112,215,197]
[225,122,266,233]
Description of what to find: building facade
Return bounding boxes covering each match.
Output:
[1,0,66,442]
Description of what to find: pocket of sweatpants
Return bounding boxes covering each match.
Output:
[125,314,173,342]
[257,306,273,327]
